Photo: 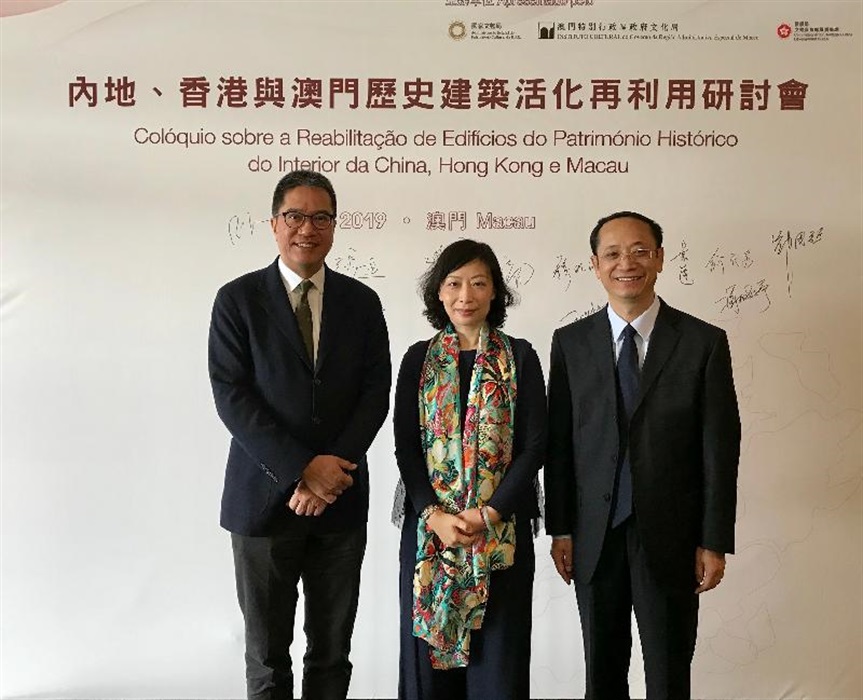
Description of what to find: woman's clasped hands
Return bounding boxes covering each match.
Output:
[426,506,499,549]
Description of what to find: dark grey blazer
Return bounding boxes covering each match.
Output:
[209,259,391,536]
[544,300,740,590]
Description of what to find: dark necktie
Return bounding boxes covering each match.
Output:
[296,279,314,362]
[612,324,639,528]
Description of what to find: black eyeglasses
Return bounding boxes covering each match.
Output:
[279,210,336,230]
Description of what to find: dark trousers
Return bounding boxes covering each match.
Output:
[398,512,534,700]
[574,517,699,700]
[231,523,367,700]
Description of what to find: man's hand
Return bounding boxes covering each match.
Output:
[287,480,328,517]
[302,455,356,504]
[695,546,726,594]
[551,537,573,585]
[427,510,479,549]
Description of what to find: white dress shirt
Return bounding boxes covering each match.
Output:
[278,259,325,362]
[606,295,661,368]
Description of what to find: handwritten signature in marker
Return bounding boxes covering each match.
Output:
[716,279,770,315]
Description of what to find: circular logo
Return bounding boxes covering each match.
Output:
[777,23,792,39]
[448,21,467,41]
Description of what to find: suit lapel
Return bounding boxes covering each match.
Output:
[634,300,681,413]
[315,266,342,371]
[585,308,618,399]
[258,258,313,370]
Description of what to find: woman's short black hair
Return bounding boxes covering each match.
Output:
[419,239,516,330]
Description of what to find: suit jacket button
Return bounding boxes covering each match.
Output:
[314,378,322,385]
[603,493,611,502]
[312,416,322,425]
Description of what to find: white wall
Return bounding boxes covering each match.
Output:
[1,1,861,698]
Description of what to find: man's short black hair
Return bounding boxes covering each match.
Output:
[419,239,516,330]
[271,170,338,217]
[589,211,664,254]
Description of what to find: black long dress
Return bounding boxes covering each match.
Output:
[393,335,547,700]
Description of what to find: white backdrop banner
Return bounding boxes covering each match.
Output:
[1,1,861,698]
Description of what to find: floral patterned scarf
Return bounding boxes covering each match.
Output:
[412,323,517,669]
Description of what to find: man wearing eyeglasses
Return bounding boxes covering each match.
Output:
[545,211,740,699]
[208,170,391,700]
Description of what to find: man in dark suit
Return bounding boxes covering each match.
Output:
[545,211,740,700]
[208,170,391,700]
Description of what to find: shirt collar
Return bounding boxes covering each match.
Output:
[606,295,661,342]
[278,259,326,294]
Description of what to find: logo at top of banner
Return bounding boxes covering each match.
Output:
[532,20,758,42]
[777,19,853,42]
[448,19,523,40]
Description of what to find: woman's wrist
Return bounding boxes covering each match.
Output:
[480,505,495,531]
[420,503,441,522]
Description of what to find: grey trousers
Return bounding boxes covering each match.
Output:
[231,523,367,700]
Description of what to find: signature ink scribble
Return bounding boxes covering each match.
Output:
[670,239,695,286]
[552,254,592,291]
[772,227,824,297]
[716,279,771,315]
[332,247,385,280]
[559,300,604,324]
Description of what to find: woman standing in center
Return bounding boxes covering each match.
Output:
[394,239,547,700]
